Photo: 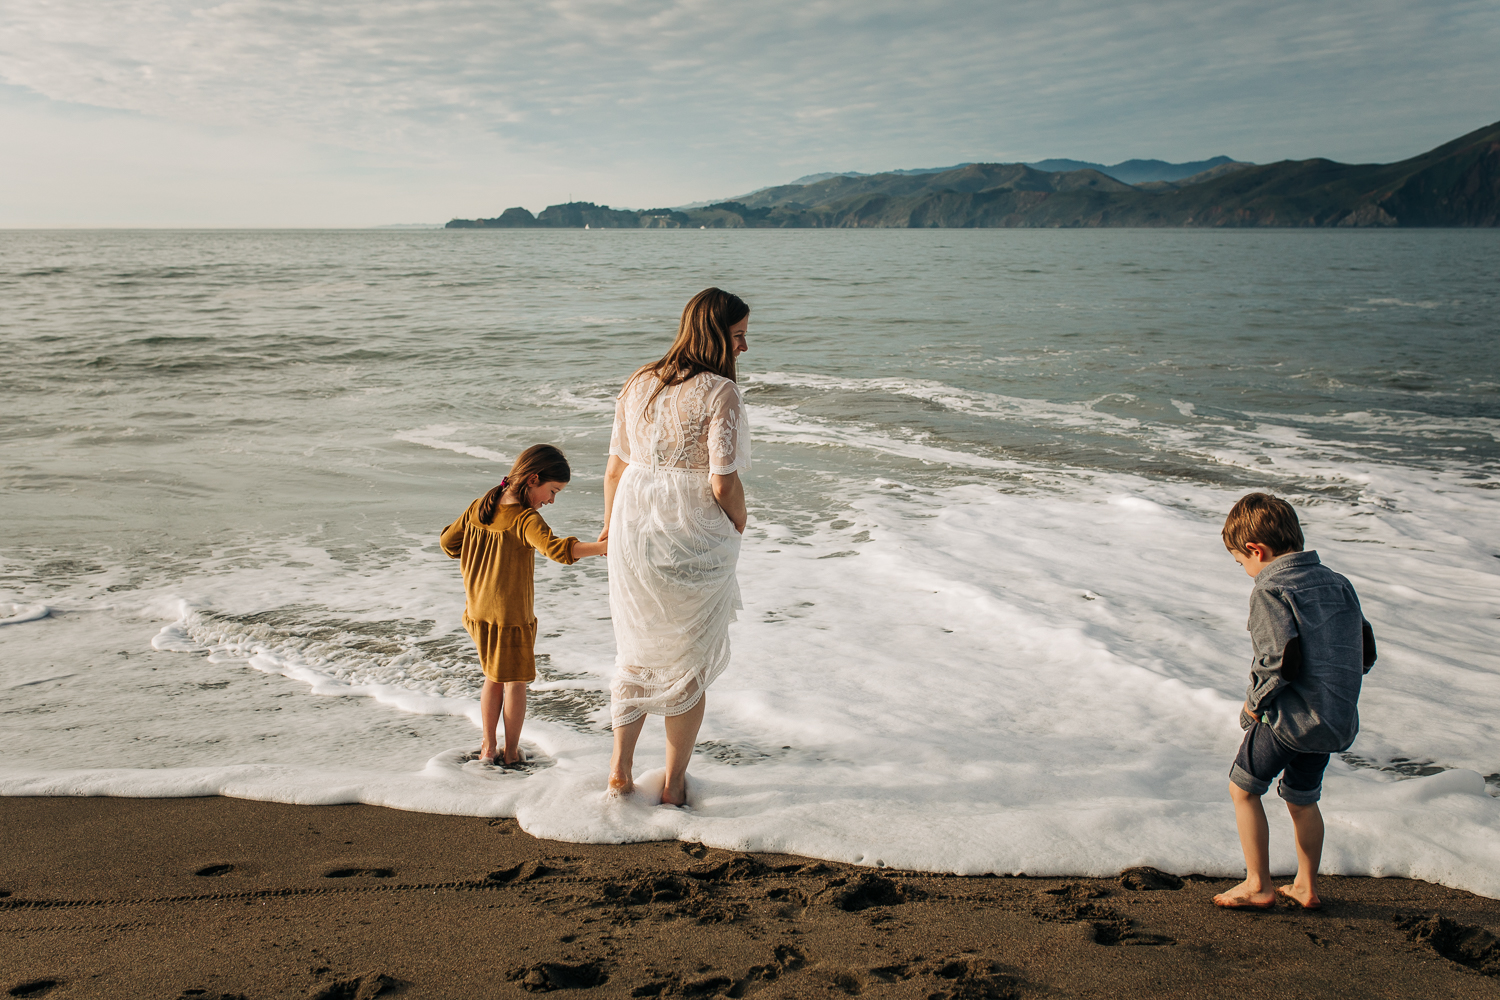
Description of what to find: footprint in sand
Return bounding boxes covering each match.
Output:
[322,867,395,879]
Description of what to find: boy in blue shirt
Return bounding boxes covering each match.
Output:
[1213,493,1376,911]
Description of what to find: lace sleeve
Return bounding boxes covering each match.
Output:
[707,379,750,475]
[609,386,632,463]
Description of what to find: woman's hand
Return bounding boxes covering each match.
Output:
[710,471,747,534]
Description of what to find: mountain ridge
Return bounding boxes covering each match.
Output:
[446,122,1500,230]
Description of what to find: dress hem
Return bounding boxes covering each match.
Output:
[609,685,708,728]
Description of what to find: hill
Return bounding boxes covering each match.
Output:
[445,121,1500,229]
[1026,156,1241,184]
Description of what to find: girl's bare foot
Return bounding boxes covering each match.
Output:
[1277,883,1322,910]
[1212,879,1276,909]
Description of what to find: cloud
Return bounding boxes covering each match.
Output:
[1,0,1496,224]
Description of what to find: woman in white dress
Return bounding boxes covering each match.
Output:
[600,287,751,806]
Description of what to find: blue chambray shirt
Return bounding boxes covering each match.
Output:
[1239,550,1375,753]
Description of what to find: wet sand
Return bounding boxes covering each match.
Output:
[2,796,1498,999]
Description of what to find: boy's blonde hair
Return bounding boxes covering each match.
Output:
[1223,492,1304,556]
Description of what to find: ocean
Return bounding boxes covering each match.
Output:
[3,228,1498,894]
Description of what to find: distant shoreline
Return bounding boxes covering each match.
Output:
[448,119,1499,230]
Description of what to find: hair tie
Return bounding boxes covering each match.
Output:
[499,476,510,493]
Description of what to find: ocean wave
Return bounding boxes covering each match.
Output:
[395,426,511,463]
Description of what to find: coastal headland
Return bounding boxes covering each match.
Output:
[448,120,1500,229]
[3,797,1499,999]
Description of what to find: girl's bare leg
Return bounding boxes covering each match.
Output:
[501,681,528,764]
[609,716,645,795]
[479,679,502,762]
[662,695,705,807]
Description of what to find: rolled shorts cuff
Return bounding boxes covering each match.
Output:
[1277,778,1322,805]
[1229,763,1270,796]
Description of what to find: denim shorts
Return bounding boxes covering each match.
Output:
[1229,723,1329,805]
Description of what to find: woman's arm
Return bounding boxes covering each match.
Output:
[601,454,628,541]
[711,471,747,534]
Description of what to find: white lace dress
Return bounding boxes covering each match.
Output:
[607,370,751,727]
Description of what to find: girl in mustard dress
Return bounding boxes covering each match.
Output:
[441,445,606,765]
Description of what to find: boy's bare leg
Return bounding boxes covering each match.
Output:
[1214,782,1277,908]
[1278,801,1324,909]
[478,679,502,762]
[662,695,706,807]
[500,682,527,764]
[609,716,646,795]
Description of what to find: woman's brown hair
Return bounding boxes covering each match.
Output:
[477,444,572,524]
[633,287,749,409]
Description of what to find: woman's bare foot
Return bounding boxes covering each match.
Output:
[501,747,522,766]
[607,769,634,796]
[661,775,688,807]
[477,744,498,765]
[1212,879,1276,909]
[1277,883,1322,910]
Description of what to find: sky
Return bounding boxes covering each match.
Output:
[1,0,1496,227]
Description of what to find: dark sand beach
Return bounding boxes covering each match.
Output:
[2,797,1498,999]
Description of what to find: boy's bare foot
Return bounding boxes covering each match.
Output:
[1212,880,1276,909]
[1277,883,1322,910]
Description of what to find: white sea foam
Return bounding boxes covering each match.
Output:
[748,403,1024,471]
[4,458,1497,895]
[1242,408,1500,444]
[0,603,50,626]
[754,371,1500,486]
[752,371,1144,434]
[394,425,511,463]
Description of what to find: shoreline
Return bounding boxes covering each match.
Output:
[3,796,1497,999]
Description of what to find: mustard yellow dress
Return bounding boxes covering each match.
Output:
[440,499,578,683]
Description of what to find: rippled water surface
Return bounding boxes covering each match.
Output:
[3,229,1498,890]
